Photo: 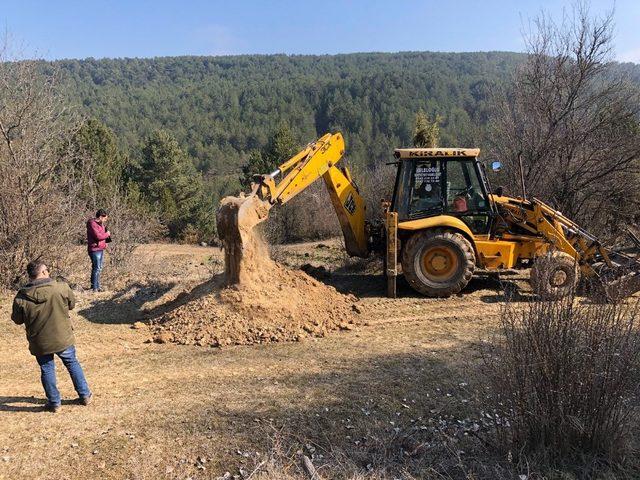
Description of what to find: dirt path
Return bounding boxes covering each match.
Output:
[0,242,522,480]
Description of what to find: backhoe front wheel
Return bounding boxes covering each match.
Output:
[530,251,579,299]
[402,229,475,297]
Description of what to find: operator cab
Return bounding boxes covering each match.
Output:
[391,148,494,234]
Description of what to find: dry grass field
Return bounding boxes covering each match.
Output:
[0,241,542,479]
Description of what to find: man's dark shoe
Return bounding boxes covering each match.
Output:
[43,403,60,413]
[79,394,92,406]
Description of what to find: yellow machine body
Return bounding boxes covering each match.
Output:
[250,132,369,258]
[398,217,550,270]
[227,134,640,299]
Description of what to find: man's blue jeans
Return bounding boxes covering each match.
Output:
[35,346,91,406]
[89,250,104,291]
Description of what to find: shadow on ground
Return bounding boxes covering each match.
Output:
[303,262,530,303]
[77,275,224,324]
[0,396,78,413]
[170,346,513,479]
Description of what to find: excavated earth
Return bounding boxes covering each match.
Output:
[150,195,361,347]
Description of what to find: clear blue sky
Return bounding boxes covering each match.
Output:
[2,0,639,62]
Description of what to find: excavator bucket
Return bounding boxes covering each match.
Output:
[216,193,271,284]
[216,132,369,287]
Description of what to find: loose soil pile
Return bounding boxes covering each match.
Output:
[150,194,361,347]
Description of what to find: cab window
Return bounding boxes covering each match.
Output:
[409,160,442,216]
[445,161,488,213]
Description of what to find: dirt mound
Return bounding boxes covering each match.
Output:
[149,194,361,347]
[150,264,360,347]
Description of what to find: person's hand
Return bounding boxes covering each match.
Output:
[106,231,111,236]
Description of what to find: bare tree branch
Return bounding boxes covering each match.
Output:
[489,2,640,237]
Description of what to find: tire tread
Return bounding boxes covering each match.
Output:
[401,228,475,297]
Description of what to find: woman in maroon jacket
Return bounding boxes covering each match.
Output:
[86,209,110,292]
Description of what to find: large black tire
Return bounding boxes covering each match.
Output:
[530,251,579,299]
[402,229,475,297]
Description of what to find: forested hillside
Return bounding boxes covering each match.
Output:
[48,51,640,241]
[56,52,524,177]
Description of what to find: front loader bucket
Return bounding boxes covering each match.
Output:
[596,270,640,302]
[216,194,271,284]
[589,244,640,301]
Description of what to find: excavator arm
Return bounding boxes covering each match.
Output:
[219,133,369,275]
[322,162,368,257]
[250,132,368,257]
[257,132,368,257]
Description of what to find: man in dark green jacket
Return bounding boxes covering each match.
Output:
[12,260,92,412]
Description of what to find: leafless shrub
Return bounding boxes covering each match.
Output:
[483,291,640,470]
[0,45,85,286]
[489,3,640,237]
[70,127,164,273]
[352,161,397,223]
[97,190,164,269]
[261,160,396,246]
[0,40,163,288]
[262,181,341,244]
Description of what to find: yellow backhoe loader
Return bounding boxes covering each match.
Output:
[218,132,640,300]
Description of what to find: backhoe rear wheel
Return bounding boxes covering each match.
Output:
[402,229,475,297]
[530,251,579,299]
